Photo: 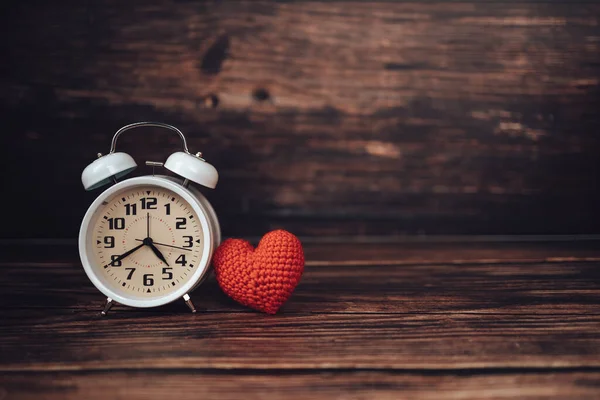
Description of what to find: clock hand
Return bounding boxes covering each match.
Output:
[146,212,150,238]
[104,242,145,268]
[135,239,193,252]
[148,241,170,266]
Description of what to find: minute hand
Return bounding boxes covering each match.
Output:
[104,243,145,267]
[135,239,192,252]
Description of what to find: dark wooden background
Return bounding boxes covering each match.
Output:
[2,1,600,239]
[2,3,600,397]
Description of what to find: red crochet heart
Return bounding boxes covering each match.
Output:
[212,230,304,314]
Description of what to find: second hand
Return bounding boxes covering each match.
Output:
[135,239,192,252]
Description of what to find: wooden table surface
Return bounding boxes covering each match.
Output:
[1,240,600,399]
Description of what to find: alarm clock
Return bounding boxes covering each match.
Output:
[78,122,221,315]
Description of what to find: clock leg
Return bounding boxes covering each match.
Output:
[183,294,197,313]
[101,297,115,316]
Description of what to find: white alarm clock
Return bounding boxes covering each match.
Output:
[78,122,221,315]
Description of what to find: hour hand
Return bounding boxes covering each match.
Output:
[148,242,170,266]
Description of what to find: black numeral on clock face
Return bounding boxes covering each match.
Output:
[162,267,173,280]
[175,254,187,266]
[110,255,122,267]
[176,217,186,229]
[143,274,154,286]
[125,268,136,280]
[107,217,125,230]
[104,236,115,248]
[124,203,137,215]
[141,197,157,210]
[183,236,193,248]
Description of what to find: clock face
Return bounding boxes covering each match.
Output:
[89,185,204,298]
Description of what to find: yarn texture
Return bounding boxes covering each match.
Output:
[212,230,305,314]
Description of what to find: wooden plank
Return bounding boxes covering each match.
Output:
[1,243,599,397]
[3,262,600,314]
[1,370,600,400]
[2,255,600,371]
[1,309,600,371]
[2,248,600,314]
[1,1,600,237]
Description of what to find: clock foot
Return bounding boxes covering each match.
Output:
[101,297,114,316]
[183,293,196,313]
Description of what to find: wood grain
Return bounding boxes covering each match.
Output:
[1,242,600,373]
[2,309,600,371]
[1,1,600,237]
[3,261,600,314]
[2,242,600,314]
[2,371,600,400]
[1,242,600,398]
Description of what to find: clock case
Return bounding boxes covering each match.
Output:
[79,122,220,315]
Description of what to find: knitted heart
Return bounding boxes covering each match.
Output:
[212,230,304,314]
